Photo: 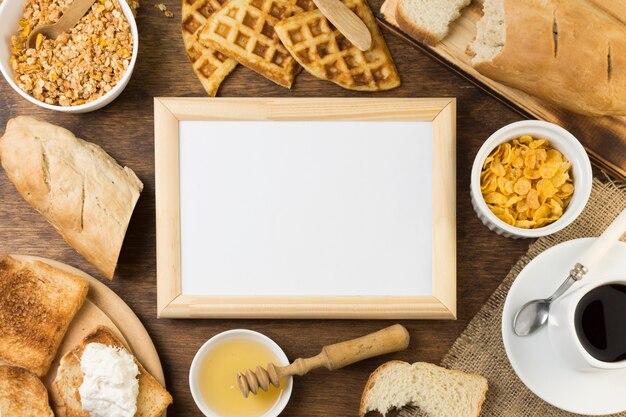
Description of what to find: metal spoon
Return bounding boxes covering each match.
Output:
[513,207,626,337]
[27,0,97,48]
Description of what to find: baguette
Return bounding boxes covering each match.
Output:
[396,0,470,46]
[469,0,626,116]
[359,361,488,417]
[53,326,172,417]
[0,365,54,417]
[0,256,88,377]
[0,116,143,278]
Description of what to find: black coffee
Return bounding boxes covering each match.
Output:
[574,284,626,363]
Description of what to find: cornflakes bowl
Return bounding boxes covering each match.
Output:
[471,121,592,238]
[0,0,138,113]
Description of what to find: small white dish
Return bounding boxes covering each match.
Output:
[189,329,293,417]
[502,238,626,415]
[0,0,138,113]
[471,120,592,238]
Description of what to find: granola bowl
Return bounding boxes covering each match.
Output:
[0,0,138,113]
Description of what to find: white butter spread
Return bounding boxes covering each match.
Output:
[78,343,140,417]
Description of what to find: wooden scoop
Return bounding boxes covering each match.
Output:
[27,0,97,48]
[237,324,409,397]
[313,0,372,51]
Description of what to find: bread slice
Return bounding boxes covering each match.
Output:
[0,256,88,377]
[359,361,488,417]
[0,364,54,417]
[0,116,144,279]
[396,0,470,46]
[53,326,172,417]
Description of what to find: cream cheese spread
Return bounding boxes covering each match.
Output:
[78,342,140,417]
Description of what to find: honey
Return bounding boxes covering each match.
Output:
[198,337,285,417]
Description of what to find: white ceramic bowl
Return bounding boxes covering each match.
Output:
[0,0,138,113]
[189,329,293,417]
[471,120,592,239]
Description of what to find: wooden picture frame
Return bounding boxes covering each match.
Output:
[155,98,456,319]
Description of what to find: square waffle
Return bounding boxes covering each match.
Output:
[274,0,400,91]
[182,0,238,96]
[197,0,314,88]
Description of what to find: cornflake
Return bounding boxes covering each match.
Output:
[480,135,574,229]
[10,0,134,106]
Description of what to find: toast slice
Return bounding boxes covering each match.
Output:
[275,0,400,91]
[0,364,54,417]
[197,0,313,88]
[0,256,88,377]
[359,361,488,417]
[396,0,470,46]
[53,326,172,417]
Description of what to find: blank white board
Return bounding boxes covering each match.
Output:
[179,121,433,296]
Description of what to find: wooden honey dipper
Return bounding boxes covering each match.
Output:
[237,324,410,397]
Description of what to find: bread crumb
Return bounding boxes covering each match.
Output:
[154,3,174,17]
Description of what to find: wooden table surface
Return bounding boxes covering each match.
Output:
[0,1,534,415]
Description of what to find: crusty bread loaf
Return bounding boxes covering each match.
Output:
[54,326,172,417]
[0,364,54,417]
[0,256,88,377]
[359,361,488,417]
[469,0,626,116]
[0,116,143,279]
[396,0,470,46]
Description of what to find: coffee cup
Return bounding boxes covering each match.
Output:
[549,274,626,370]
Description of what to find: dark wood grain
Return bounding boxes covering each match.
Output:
[0,1,533,415]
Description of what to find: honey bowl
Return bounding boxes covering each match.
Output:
[470,120,592,239]
[189,329,293,417]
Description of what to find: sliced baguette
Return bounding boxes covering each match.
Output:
[0,256,88,377]
[53,326,172,417]
[396,0,470,46]
[0,364,54,417]
[359,361,488,417]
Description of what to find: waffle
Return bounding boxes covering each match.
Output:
[275,0,400,91]
[182,0,238,96]
[197,0,314,88]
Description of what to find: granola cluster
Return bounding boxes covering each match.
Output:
[10,0,134,106]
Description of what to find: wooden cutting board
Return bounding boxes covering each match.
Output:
[11,255,167,417]
[378,0,626,181]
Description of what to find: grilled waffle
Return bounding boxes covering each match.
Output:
[275,0,400,91]
[182,0,238,96]
[197,0,314,88]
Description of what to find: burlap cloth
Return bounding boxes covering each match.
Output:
[403,177,626,417]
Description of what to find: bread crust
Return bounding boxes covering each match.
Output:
[0,116,143,279]
[0,256,88,377]
[0,364,54,417]
[53,326,172,417]
[472,0,626,116]
[359,360,488,417]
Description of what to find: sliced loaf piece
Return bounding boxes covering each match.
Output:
[359,361,488,417]
[53,326,172,417]
[396,0,471,46]
[0,365,54,417]
[0,256,88,377]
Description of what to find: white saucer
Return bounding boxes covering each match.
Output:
[502,238,626,415]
